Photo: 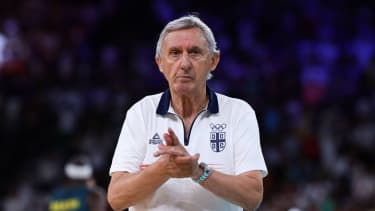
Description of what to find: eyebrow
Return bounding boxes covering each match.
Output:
[167,45,204,51]
[189,46,202,51]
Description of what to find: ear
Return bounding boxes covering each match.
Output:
[209,52,220,72]
[155,56,163,72]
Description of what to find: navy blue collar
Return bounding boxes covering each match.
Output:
[156,87,219,115]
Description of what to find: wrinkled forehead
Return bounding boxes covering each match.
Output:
[162,28,209,50]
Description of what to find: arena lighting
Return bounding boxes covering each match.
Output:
[0,33,7,64]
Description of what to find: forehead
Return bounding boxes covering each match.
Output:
[162,27,208,49]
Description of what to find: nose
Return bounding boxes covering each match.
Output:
[180,52,192,71]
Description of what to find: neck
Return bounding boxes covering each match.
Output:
[170,88,208,118]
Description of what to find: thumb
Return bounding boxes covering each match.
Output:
[193,153,200,162]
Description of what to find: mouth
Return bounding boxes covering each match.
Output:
[175,75,193,80]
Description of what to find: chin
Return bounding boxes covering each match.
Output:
[172,84,195,95]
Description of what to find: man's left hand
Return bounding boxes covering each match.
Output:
[153,128,200,178]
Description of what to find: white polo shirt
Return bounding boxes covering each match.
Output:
[109,88,268,211]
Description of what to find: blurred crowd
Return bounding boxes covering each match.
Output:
[1,0,375,210]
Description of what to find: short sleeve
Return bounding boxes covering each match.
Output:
[109,104,147,175]
[233,102,268,177]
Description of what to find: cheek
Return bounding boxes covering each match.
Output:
[168,64,180,74]
[163,69,175,80]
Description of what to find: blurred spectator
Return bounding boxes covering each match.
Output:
[1,0,375,210]
[48,154,108,211]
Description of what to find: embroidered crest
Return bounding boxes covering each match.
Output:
[210,123,226,152]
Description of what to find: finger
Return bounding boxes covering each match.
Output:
[154,147,185,157]
[154,150,185,157]
[192,153,200,162]
[163,133,173,146]
[153,142,167,157]
[157,143,170,151]
[168,128,181,146]
[174,153,200,164]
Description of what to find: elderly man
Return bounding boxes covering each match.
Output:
[107,15,268,211]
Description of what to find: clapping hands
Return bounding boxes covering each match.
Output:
[153,128,201,179]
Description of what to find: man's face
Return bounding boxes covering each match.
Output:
[156,27,219,95]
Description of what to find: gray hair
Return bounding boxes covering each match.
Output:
[155,15,220,58]
[155,15,219,80]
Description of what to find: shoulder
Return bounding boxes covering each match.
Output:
[216,92,255,114]
[50,186,66,197]
[127,92,163,114]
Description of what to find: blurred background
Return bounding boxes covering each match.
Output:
[1,0,375,210]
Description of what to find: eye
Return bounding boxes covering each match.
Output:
[169,49,181,57]
[191,49,199,55]
[189,48,203,58]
